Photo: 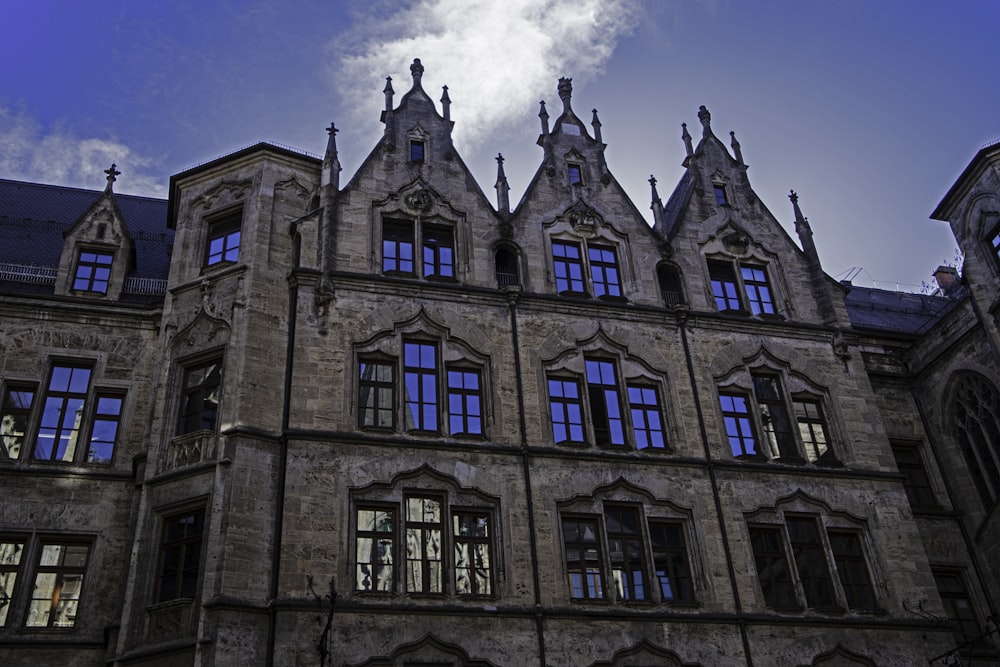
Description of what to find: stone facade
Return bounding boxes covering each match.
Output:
[1,60,998,666]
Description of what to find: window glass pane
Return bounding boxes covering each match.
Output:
[157,510,204,603]
[720,392,756,456]
[27,543,89,628]
[1,388,34,460]
[786,517,835,608]
[586,359,624,445]
[549,378,584,443]
[562,518,603,599]
[552,241,585,294]
[0,541,24,626]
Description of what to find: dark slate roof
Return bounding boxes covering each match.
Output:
[845,284,966,335]
[0,178,172,278]
[662,170,694,238]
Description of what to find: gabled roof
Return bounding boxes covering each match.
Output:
[0,178,172,278]
[931,139,1000,221]
[845,284,966,335]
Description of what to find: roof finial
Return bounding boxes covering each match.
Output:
[649,175,665,228]
[104,163,120,192]
[681,123,693,157]
[591,109,603,144]
[495,153,510,216]
[440,85,451,121]
[697,105,712,137]
[410,58,424,88]
[789,189,810,232]
[557,77,573,114]
[383,76,394,112]
[538,100,550,135]
[730,130,744,165]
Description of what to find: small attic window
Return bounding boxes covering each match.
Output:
[713,184,728,206]
[73,250,114,294]
[568,164,583,186]
[410,140,425,163]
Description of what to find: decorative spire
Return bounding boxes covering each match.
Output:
[789,190,811,235]
[557,77,573,114]
[697,105,712,137]
[104,163,120,192]
[538,100,550,135]
[591,109,603,144]
[649,175,664,228]
[730,130,744,166]
[322,122,341,190]
[410,58,424,88]
[383,76,394,111]
[681,123,693,157]
[441,85,451,121]
[495,153,510,216]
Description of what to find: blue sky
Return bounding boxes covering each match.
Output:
[2,1,996,291]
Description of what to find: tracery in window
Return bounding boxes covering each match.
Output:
[353,469,497,598]
[950,372,1000,508]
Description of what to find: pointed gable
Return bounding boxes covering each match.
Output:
[55,165,135,300]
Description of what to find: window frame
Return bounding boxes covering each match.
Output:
[32,364,92,463]
[707,257,779,317]
[1,383,36,461]
[446,367,483,437]
[25,541,91,629]
[588,244,623,299]
[719,374,836,465]
[932,568,983,644]
[0,539,27,627]
[421,225,455,281]
[568,163,583,186]
[177,356,223,436]
[748,516,880,613]
[713,183,728,206]
[72,249,114,294]
[354,494,497,599]
[891,442,940,510]
[205,208,243,267]
[154,508,206,604]
[382,219,416,276]
[359,358,396,430]
[547,376,585,444]
[403,340,439,433]
[560,505,697,606]
[409,139,425,163]
[552,240,587,295]
[551,238,628,300]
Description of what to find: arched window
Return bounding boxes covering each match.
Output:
[952,373,1000,508]
[494,246,519,288]
[656,264,684,307]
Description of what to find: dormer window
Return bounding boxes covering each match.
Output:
[73,250,113,294]
[713,184,728,206]
[410,140,425,162]
[206,209,242,266]
[568,163,583,186]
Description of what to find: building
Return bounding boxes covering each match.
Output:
[0,59,998,666]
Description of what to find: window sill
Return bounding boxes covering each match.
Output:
[557,290,590,299]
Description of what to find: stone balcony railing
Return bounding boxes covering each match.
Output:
[0,263,167,295]
[165,430,217,471]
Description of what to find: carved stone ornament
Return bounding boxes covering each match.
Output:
[721,230,751,254]
[405,189,434,212]
[565,203,601,233]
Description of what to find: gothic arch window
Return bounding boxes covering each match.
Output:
[656,263,685,308]
[951,372,1000,509]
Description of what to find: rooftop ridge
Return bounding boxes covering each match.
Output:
[178,141,322,173]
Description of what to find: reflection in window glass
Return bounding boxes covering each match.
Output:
[405,497,443,593]
[27,543,89,627]
[356,508,395,592]
[0,541,24,626]
[1,387,34,460]
[34,366,91,462]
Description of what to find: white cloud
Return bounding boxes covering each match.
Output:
[0,107,167,197]
[334,0,640,152]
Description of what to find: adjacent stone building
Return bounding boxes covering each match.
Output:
[1,60,997,666]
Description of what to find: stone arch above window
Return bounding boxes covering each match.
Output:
[589,639,701,666]
[949,371,1000,510]
[351,633,499,667]
[541,328,672,450]
[808,645,877,667]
